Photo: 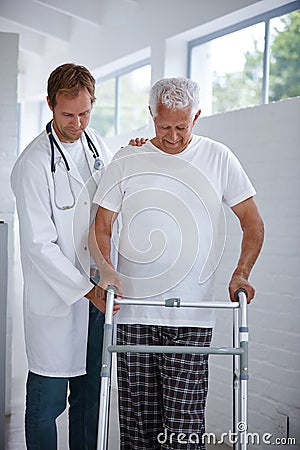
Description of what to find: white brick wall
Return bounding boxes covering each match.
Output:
[0,32,19,415]
[194,98,300,448]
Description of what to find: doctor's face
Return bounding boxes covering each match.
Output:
[48,87,92,143]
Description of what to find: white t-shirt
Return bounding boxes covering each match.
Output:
[93,135,256,327]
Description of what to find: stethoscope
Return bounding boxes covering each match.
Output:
[46,121,104,210]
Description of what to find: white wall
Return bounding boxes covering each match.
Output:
[0,32,19,414]
[195,98,300,447]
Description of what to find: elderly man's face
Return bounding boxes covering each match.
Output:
[151,103,201,154]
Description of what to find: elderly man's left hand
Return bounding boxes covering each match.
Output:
[228,272,255,304]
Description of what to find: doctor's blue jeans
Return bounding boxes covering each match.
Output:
[25,304,105,450]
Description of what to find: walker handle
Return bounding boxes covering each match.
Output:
[234,288,248,302]
[106,285,118,295]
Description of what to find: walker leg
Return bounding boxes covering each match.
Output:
[233,308,240,450]
[96,286,117,450]
[238,291,248,450]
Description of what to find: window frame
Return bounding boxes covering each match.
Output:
[95,58,151,136]
[187,1,300,107]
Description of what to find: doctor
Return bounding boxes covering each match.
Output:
[11,63,113,450]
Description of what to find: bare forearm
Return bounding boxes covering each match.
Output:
[88,207,123,297]
[95,228,112,267]
[229,198,264,302]
[89,206,116,267]
[232,220,264,279]
[88,222,112,268]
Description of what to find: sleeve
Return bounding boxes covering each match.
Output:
[93,156,124,212]
[10,157,93,306]
[223,150,256,207]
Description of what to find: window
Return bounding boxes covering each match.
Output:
[90,62,151,137]
[188,2,300,116]
[269,9,300,102]
[91,78,116,137]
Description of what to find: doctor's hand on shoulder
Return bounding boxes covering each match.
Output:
[127,137,149,146]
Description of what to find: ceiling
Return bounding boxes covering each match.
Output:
[0,0,104,55]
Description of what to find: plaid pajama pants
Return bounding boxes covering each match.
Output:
[117,324,212,450]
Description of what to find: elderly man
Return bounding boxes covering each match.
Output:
[89,77,264,450]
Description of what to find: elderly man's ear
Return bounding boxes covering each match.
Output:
[193,109,201,125]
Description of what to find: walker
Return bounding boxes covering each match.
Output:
[96,287,249,450]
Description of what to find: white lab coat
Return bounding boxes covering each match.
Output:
[10,126,112,377]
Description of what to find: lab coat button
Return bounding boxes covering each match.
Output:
[84,246,88,251]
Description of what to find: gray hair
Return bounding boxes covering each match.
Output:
[149,77,200,117]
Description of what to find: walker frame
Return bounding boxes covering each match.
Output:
[97,287,249,450]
